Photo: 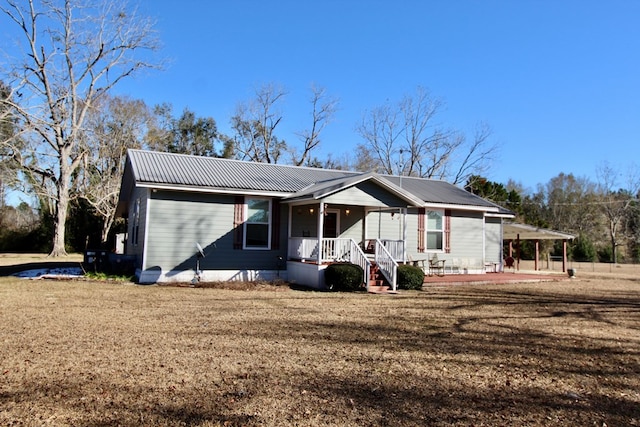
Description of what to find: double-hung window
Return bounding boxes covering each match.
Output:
[244,197,271,249]
[426,210,444,251]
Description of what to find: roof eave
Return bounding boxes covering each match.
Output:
[136,182,293,198]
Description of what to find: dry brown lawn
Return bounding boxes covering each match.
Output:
[0,268,639,426]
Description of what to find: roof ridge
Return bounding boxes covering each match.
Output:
[128,149,360,176]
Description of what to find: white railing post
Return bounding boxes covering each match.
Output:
[375,239,398,291]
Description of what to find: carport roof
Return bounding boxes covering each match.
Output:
[503,222,575,240]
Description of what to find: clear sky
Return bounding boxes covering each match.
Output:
[11,0,640,193]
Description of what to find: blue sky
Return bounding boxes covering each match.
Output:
[9,0,640,194]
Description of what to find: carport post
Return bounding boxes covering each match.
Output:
[516,234,520,271]
[534,239,540,271]
[562,239,568,273]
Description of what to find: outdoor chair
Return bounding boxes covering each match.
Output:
[504,256,515,273]
[428,254,446,276]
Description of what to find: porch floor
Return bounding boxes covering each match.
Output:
[422,271,570,287]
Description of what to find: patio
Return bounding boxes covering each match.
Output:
[421,271,570,286]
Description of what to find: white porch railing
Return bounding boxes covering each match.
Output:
[288,237,319,261]
[380,239,405,262]
[375,239,398,291]
[288,237,371,286]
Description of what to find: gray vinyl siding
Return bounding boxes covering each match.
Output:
[449,211,484,259]
[323,181,408,208]
[404,208,485,263]
[484,217,503,262]
[290,204,318,237]
[365,209,404,241]
[338,206,365,242]
[290,204,364,242]
[145,190,288,272]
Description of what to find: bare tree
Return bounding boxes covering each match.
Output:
[81,95,152,243]
[229,83,287,163]
[0,0,160,256]
[596,161,640,263]
[355,86,498,184]
[291,85,338,166]
[449,122,498,185]
[355,103,402,174]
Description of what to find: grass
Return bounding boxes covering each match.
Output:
[1,272,639,425]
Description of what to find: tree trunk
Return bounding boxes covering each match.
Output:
[101,215,114,247]
[49,163,72,257]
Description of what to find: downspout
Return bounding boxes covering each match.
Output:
[499,219,504,271]
[482,213,486,266]
[287,204,293,260]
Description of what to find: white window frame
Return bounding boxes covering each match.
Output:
[243,197,272,250]
[425,209,444,252]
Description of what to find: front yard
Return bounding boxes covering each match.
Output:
[0,275,638,426]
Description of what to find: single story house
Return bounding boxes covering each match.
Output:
[116,149,515,289]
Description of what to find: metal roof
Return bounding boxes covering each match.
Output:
[382,175,504,209]
[282,172,425,206]
[127,149,357,193]
[503,222,575,240]
[119,150,513,213]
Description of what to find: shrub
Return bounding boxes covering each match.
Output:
[324,263,364,291]
[570,235,596,262]
[397,264,425,290]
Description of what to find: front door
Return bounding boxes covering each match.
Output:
[323,210,339,238]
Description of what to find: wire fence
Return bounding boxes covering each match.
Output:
[517,258,640,275]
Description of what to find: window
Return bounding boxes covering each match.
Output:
[132,199,140,246]
[426,210,443,251]
[244,197,271,249]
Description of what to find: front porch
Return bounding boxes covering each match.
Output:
[286,237,403,291]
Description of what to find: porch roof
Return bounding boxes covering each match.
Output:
[281,172,425,207]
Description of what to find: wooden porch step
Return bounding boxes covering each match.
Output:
[368,262,396,293]
[367,285,398,294]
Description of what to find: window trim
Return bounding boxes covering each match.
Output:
[243,197,272,250]
[425,209,444,252]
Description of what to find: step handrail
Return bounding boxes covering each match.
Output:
[374,239,398,291]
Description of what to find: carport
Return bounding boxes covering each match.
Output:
[503,222,575,272]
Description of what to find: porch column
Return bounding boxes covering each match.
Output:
[402,207,408,262]
[316,203,324,264]
[287,205,292,239]
[562,239,568,273]
[534,239,540,271]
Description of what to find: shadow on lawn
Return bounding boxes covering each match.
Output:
[0,261,83,276]
[232,290,640,425]
[2,286,638,426]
